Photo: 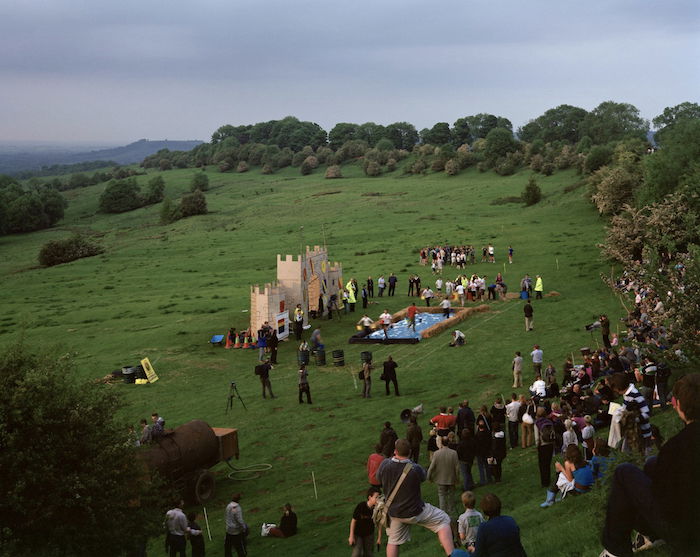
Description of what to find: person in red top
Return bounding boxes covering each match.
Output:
[366,443,386,488]
[431,407,457,437]
[407,302,419,332]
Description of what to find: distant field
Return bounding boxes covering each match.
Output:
[1,163,676,556]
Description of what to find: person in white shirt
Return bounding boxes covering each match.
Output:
[379,310,392,339]
[165,502,188,557]
[357,314,374,336]
[456,283,465,306]
[436,278,443,292]
[225,493,248,557]
[422,288,434,307]
[531,345,543,375]
[530,375,547,400]
[439,297,451,318]
[505,394,522,448]
[449,330,465,347]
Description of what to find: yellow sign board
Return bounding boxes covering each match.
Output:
[140,358,159,383]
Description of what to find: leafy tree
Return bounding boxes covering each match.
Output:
[328,123,359,150]
[356,122,387,147]
[652,102,700,143]
[36,187,68,225]
[522,176,542,206]
[0,342,164,556]
[190,172,209,192]
[179,189,207,217]
[518,104,588,144]
[484,128,518,162]
[159,158,172,171]
[420,122,452,146]
[375,138,394,152]
[385,122,419,150]
[145,176,166,204]
[580,101,648,145]
[639,119,700,204]
[451,117,472,146]
[67,173,92,189]
[590,165,642,215]
[4,192,47,233]
[98,178,142,213]
[463,113,508,139]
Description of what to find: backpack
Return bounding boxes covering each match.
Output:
[539,419,556,445]
[358,370,365,380]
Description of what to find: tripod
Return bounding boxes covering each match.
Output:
[225,382,247,413]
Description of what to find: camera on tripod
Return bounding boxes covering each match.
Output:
[226,381,247,412]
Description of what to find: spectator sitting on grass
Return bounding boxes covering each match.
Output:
[267,503,297,538]
[589,438,612,481]
[540,444,593,508]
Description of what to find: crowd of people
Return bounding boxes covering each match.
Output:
[419,244,515,269]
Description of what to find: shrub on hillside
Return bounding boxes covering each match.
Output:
[445,159,460,176]
[1,181,68,234]
[585,145,613,174]
[190,172,209,192]
[411,159,427,174]
[145,176,165,204]
[529,154,544,173]
[179,189,207,218]
[304,155,319,169]
[218,161,232,173]
[275,149,293,168]
[98,179,142,213]
[325,165,342,179]
[159,159,172,171]
[236,161,249,173]
[159,197,179,224]
[541,162,555,176]
[364,161,382,177]
[522,176,542,206]
[38,235,104,267]
[386,158,397,172]
[300,160,313,175]
[261,163,274,175]
[431,158,446,172]
[315,147,333,164]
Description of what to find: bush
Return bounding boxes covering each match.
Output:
[325,165,342,179]
[386,158,397,172]
[98,179,142,213]
[179,189,207,218]
[585,145,613,173]
[300,160,313,175]
[38,235,104,267]
[411,159,427,174]
[315,147,333,164]
[522,176,542,206]
[304,155,319,169]
[494,158,516,176]
[190,172,209,192]
[159,159,172,171]
[541,162,555,176]
[159,197,179,224]
[145,176,165,204]
[236,161,249,173]
[364,161,382,177]
[261,163,274,175]
[445,159,460,176]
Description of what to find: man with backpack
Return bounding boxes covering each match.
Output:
[376,439,454,556]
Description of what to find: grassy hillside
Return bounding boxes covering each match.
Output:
[0,163,679,556]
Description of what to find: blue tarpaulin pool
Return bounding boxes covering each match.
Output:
[367,311,452,341]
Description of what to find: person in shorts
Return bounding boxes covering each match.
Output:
[376,439,454,556]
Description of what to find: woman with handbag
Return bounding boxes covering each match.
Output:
[519,396,536,448]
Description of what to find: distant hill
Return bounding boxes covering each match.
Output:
[0,139,203,176]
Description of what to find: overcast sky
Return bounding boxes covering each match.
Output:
[1,0,698,144]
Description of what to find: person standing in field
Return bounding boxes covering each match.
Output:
[367,276,374,298]
[524,300,534,331]
[224,493,248,557]
[378,275,386,296]
[388,273,398,296]
[348,487,382,556]
[512,351,523,388]
[383,355,400,396]
[407,302,418,332]
[508,246,514,264]
[534,275,544,299]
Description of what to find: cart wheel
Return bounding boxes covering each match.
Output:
[193,469,215,504]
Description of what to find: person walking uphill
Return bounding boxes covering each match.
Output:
[376,439,455,556]
[427,437,461,515]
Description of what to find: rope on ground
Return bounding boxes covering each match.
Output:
[224,460,273,481]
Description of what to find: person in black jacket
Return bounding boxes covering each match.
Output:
[490,426,507,483]
[599,373,700,557]
[269,503,297,538]
[457,428,476,491]
[475,422,493,486]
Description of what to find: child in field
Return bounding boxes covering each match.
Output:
[561,419,578,454]
[186,511,205,557]
[458,491,484,551]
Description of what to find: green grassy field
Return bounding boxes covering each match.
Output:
[1,163,681,556]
